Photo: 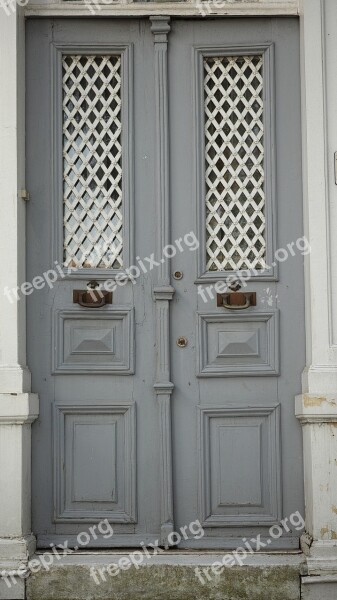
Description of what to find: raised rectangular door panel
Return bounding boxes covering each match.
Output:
[53,308,134,373]
[197,311,279,376]
[198,405,281,526]
[54,404,136,522]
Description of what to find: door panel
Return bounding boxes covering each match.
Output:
[169,18,304,549]
[27,18,160,547]
[198,405,281,526]
[197,311,279,376]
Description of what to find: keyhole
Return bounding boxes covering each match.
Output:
[87,280,99,289]
[173,271,183,280]
[176,336,188,348]
[228,279,242,292]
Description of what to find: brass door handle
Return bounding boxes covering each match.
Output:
[217,292,256,310]
[78,291,106,308]
[222,297,251,310]
[73,290,113,308]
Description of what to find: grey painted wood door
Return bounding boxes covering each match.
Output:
[169,18,304,549]
[26,17,304,549]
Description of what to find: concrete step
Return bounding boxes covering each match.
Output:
[25,552,304,600]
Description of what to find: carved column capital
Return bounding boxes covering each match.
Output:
[150,16,171,42]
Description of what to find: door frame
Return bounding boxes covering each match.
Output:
[0,0,334,577]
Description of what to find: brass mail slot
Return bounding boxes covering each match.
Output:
[73,289,113,308]
[217,291,257,310]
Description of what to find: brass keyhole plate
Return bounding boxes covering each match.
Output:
[87,280,99,289]
[176,336,188,348]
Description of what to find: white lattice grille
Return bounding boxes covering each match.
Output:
[204,55,266,272]
[62,55,123,269]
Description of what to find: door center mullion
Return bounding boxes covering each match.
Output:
[150,16,176,549]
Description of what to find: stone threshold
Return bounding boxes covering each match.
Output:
[26,552,305,600]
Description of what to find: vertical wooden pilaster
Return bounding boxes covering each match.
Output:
[150,16,175,548]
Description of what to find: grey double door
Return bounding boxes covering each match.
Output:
[27,17,304,549]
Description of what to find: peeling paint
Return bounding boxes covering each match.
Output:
[332,505,337,515]
[320,527,337,539]
[303,395,337,408]
[303,395,325,407]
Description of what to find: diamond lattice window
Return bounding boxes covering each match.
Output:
[204,55,266,272]
[63,55,123,269]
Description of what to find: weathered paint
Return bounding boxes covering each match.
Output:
[319,529,337,540]
[303,395,337,408]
